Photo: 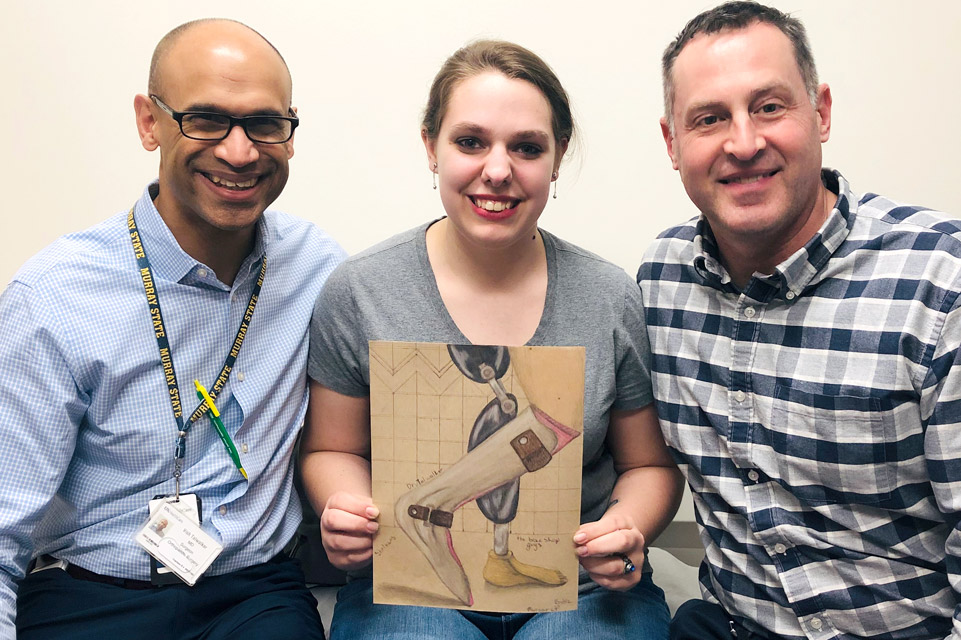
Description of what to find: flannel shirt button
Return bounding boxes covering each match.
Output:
[810,617,823,630]
[237,371,246,382]
[219,505,228,516]
[744,306,756,318]
[734,390,746,403]
[748,470,760,482]
[785,291,796,300]
[774,543,787,554]
[197,268,208,278]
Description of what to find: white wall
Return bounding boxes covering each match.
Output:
[3,1,960,520]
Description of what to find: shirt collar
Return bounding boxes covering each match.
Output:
[773,169,853,299]
[691,169,854,300]
[133,181,269,288]
[692,221,734,289]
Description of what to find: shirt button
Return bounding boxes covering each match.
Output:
[197,268,207,278]
[242,443,249,454]
[744,306,756,318]
[774,543,787,554]
[219,505,227,516]
[810,617,823,630]
[734,390,746,403]
[748,470,760,482]
[236,371,245,382]
[785,291,796,300]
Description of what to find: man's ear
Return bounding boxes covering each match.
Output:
[660,117,679,171]
[134,94,160,151]
[815,83,832,143]
[285,105,297,159]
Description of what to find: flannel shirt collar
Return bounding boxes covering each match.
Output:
[692,169,855,300]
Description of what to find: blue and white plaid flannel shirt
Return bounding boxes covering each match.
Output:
[638,170,961,640]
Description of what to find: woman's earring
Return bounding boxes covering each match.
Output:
[432,163,438,190]
[552,172,558,199]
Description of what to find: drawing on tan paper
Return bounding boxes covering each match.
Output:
[370,341,585,612]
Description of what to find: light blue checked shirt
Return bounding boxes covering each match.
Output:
[638,170,961,640]
[0,182,345,634]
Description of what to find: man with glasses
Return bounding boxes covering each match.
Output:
[0,19,344,639]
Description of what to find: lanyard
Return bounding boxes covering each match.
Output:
[127,207,266,495]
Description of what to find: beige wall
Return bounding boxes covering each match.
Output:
[4,1,960,285]
[3,1,960,520]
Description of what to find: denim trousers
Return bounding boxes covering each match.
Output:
[670,599,779,640]
[329,572,670,640]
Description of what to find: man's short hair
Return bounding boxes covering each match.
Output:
[661,1,819,134]
[147,18,290,99]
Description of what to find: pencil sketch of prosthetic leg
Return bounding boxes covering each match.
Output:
[394,345,578,605]
[470,398,569,588]
[448,345,568,588]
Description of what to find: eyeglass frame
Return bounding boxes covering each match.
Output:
[149,95,299,144]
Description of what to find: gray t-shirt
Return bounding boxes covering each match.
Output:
[308,221,653,582]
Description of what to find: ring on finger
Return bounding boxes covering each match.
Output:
[618,554,636,574]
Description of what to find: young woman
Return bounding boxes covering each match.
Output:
[300,40,683,640]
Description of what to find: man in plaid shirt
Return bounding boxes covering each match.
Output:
[638,2,961,639]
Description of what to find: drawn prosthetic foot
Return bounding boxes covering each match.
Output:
[468,396,566,588]
[395,404,579,606]
[482,550,568,587]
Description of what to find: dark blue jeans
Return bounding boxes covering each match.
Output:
[16,556,324,640]
[329,573,670,640]
[670,599,778,640]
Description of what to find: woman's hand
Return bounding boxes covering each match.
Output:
[572,403,684,590]
[320,491,380,571]
[573,511,645,590]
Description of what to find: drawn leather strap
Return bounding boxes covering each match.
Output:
[408,504,454,528]
[510,429,552,472]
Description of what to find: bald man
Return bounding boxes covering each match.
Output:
[0,19,345,639]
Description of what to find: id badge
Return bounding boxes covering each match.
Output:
[135,497,222,586]
[148,494,201,585]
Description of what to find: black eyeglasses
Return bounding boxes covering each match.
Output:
[150,95,298,144]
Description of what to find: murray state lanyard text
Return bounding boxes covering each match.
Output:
[127,207,266,494]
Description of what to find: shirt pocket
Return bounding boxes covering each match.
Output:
[766,384,897,507]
